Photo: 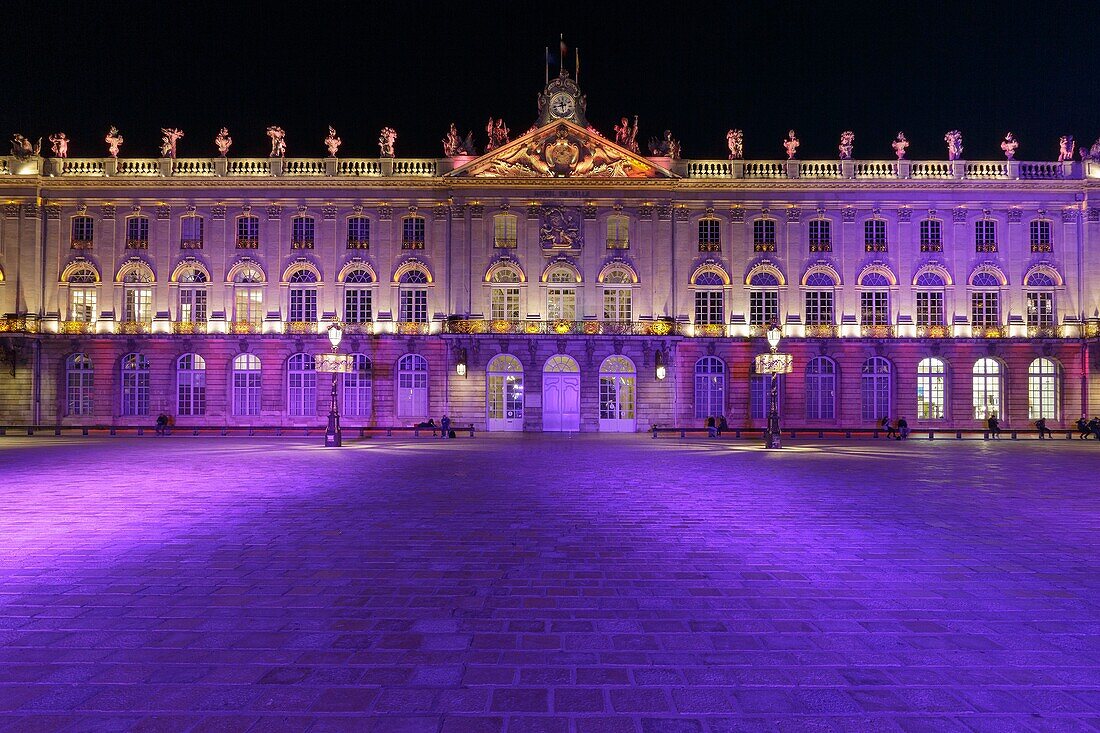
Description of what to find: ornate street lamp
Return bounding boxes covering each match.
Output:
[315,322,351,447]
[654,349,667,381]
[755,319,793,449]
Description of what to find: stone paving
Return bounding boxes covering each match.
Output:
[0,435,1098,732]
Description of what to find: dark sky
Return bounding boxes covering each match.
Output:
[5,1,1097,161]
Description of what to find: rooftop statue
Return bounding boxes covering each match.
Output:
[10,134,41,160]
[459,130,477,156]
[892,131,909,160]
[1058,135,1074,162]
[215,127,232,157]
[999,132,1018,160]
[838,130,854,160]
[379,127,396,158]
[442,123,462,157]
[648,130,680,159]
[159,128,184,158]
[266,126,286,158]
[324,126,342,157]
[48,133,69,158]
[105,126,124,158]
[1082,138,1100,161]
[945,130,963,160]
[726,129,743,160]
[614,116,640,154]
[783,130,799,160]
[485,118,510,152]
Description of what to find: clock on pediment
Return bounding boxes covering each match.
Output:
[536,69,588,128]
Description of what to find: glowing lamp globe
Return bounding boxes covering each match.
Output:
[327,322,343,350]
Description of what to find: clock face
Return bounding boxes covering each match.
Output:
[549,93,575,118]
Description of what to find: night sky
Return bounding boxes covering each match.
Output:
[5,1,1097,161]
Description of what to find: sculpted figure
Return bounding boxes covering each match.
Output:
[496,119,510,147]
[838,130,855,160]
[442,123,462,157]
[378,127,396,157]
[892,131,909,159]
[485,118,510,151]
[10,134,41,160]
[159,128,184,158]
[105,126,124,158]
[48,132,69,158]
[783,129,799,159]
[726,129,743,160]
[945,130,963,160]
[460,130,477,156]
[1058,135,1074,162]
[485,117,498,151]
[614,116,640,153]
[1082,139,1100,161]
[648,130,680,158]
[999,132,1018,160]
[324,126,342,157]
[266,126,286,158]
[215,127,232,156]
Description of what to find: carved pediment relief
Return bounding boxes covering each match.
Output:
[447,120,677,180]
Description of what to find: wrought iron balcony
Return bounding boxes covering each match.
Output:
[698,241,721,253]
[172,321,207,334]
[809,242,832,253]
[915,324,950,338]
[60,320,94,334]
[860,324,895,338]
[1030,242,1053,253]
[920,242,943,252]
[285,321,316,334]
[0,315,37,333]
[118,320,150,334]
[975,243,998,253]
[401,240,425,250]
[441,318,682,337]
[70,239,93,250]
[291,239,315,250]
[236,237,259,249]
[342,321,375,335]
[346,239,370,250]
[180,238,203,250]
[972,325,1006,339]
[494,238,518,249]
[125,238,149,250]
[606,238,629,250]
[396,321,430,334]
[753,242,776,253]
[803,324,838,338]
[230,320,261,334]
[864,242,888,253]
[1026,325,1060,338]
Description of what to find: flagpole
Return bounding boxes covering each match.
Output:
[545,46,549,86]
[576,48,579,85]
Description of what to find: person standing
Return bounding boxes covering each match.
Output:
[440,414,451,440]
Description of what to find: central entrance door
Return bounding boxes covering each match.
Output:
[542,355,580,432]
[599,355,637,432]
[486,354,525,431]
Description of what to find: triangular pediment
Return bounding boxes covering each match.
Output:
[445,120,678,179]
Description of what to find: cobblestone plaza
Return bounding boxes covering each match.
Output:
[0,435,1098,730]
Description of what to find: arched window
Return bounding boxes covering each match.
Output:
[861,357,892,423]
[287,268,319,324]
[180,214,204,249]
[915,271,947,328]
[176,354,207,416]
[396,354,428,418]
[65,353,94,416]
[232,354,262,416]
[67,266,99,323]
[972,358,1003,421]
[292,215,316,249]
[599,356,636,430]
[693,271,725,326]
[1028,358,1059,420]
[120,353,150,417]
[805,356,836,420]
[804,271,836,326]
[237,215,259,248]
[287,353,316,417]
[494,213,517,248]
[232,264,265,331]
[749,360,782,420]
[487,354,525,429]
[546,267,578,321]
[693,356,725,420]
[490,267,521,321]
[1025,272,1056,331]
[342,354,373,418]
[916,357,946,420]
[607,215,629,250]
[698,217,721,252]
[121,263,154,326]
[398,268,429,323]
[402,215,426,249]
[602,269,633,322]
[343,268,374,325]
[347,216,370,249]
[970,271,1002,331]
[177,266,208,326]
[859,271,891,328]
[126,216,150,249]
[748,272,779,326]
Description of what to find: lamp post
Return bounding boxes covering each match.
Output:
[755,319,793,449]
[315,322,351,447]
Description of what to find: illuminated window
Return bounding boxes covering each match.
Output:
[343,269,374,324]
[919,219,943,252]
[288,269,318,323]
[602,269,633,322]
[863,219,887,252]
[70,216,94,248]
[178,267,208,325]
[1029,220,1052,253]
[402,216,426,249]
[399,269,429,323]
[698,218,721,252]
[606,215,629,249]
[1028,358,1059,421]
[748,272,779,326]
[65,354,94,416]
[805,356,836,420]
[176,354,206,416]
[859,273,891,326]
[972,358,1002,420]
[490,268,521,321]
[126,216,149,248]
[916,357,946,420]
[693,272,724,326]
[546,268,577,321]
[808,219,831,252]
[287,353,316,417]
[494,214,517,248]
[753,219,776,252]
[804,272,836,326]
[232,354,261,416]
[236,216,259,248]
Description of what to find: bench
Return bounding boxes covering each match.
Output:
[651,426,1077,441]
[0,424,476,439]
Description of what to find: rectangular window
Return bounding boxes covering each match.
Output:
[860,291,889,326]
[749,374,781,420]
[235,288,263,326]
[1026,291,1054,328]
[864,219,887,252]
[70,288,96,322]
[694,290,724,326]
[606,217,629,249]
[494,216,517,248]
[71,216,94,248]
[237,216,259,248]
[289,288,318,322]
[920,220,943,252]
[749,290,778,326]
[547,288,576,321]
[177,370,206,417]
[399,288,428,322]
[971,291,1000,328]
[1030,220,1052,253]
[126,217,149,248]
[179,288,207,323]
[292,217,315,249]
[124,288,152,324]
[344,288,373,324]
[975,220,997,252]
[402,217,425,249]
[753,219,776,252]
[804,290,833,325]
[491,287,521,320]
[181,216,203,249]
[916,291,945,327]
[603,288,632,321]
[233,371,261,416]
[347,217,370,249]
[808,219,831,252]
[698,218,721,252]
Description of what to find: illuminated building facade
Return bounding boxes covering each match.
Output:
[1,72,1098,432]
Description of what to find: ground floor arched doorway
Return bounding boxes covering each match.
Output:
[542,355,580,432]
